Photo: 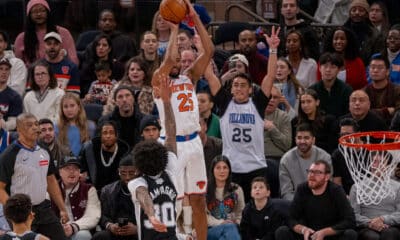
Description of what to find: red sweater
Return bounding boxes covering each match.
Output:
[317,57,367,90]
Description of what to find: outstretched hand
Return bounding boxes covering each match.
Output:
[264,26,281,49]
[183,0,196,18]
[149,216,167,232]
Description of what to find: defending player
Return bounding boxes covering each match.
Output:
[151,0,214,239]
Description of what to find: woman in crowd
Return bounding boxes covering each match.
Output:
[274,57,304,119]
[206,156,244,240]
[321,27,367,90]
[23,60,64,123]
[151,11,171,57]
[285,29,317,88]
[80,34,124,97]
[14,0,78,65]
[56,93,95,156]
[103,57,154,115]
[292,89,337,154]
[138,31,161,78]
[369,1,390,36]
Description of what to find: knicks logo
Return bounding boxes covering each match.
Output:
[196,181,206,190]
[61,66,70,74]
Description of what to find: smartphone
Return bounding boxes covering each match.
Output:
[117,217,129,227]
[228,61,236,70]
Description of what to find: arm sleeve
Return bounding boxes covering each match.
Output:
[65,64,80,95]
[206,211,224,227]
[0,147,17,186]
[279,157,295,201]
[233,186,245,223]
[74,187,101,230]
[288,185,305,229]
[268,113,292,152]
[213,87,232,117]
[331,185,356,231]
[8,58,27,96]
[99,186,113,228]
[239,204,253,239]
[381,184,400,225]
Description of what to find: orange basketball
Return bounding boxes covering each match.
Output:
[159,0,188,24]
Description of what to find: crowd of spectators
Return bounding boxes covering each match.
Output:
[0,0,400,239]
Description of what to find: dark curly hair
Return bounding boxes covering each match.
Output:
[133,140,168,176]
[323,26,360,60]
[4,193,33,224]
[206,155,238,204]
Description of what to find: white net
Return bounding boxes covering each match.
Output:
[339,133,400,205]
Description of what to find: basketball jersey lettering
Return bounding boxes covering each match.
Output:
[143,202,176,229]
[232,128,252,142]
[229,113,256,124]
[177,93,194,112]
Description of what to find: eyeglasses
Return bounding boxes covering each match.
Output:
[34,72,48,78]
[306,169,327,175]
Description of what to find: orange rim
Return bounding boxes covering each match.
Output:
[339,131,400,151]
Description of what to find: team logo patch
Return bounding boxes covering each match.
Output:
[39,160,49,166]
[61,66,70,74]
[196,181,206,190]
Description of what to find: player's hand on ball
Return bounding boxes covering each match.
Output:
[149,216,167,232]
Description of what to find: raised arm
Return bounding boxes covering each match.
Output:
[159,76,177,154]
[152,21,180,88]
[183,0,214,84]
[203,62,221,96]
[261,26,280,98]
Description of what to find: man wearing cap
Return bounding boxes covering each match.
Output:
[0,58,22,131]
[0,113,68,239]
[80,120,130,191]
[139,115,161,140]
[344,0,385,64]
[0,30,26,96]
[42,31,80,95]
[98,86,144,148]
[53,156,101,240]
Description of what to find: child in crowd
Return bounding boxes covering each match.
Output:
[84,61,116,105]
[0,194,48,240]
[240,177,287,240]
[56,93,95,156]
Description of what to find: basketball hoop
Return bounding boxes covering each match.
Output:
[339,131,400,205]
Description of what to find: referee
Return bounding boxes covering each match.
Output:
[0,113,68,239]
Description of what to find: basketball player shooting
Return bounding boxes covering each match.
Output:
[151,0,214,239]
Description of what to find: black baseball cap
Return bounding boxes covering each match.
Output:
[59,156,81,169]
[140,115,161,134]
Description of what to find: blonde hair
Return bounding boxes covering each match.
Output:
[57,93,89,146]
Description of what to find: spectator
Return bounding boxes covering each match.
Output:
[341,90,388,131]
[98,86,144,148]
[285,29,317,88]
[38,118,71,170]
[104,57,154,116]
[220,53,250,87]
[84,61,117,105]
[364,53,400,125]
[197,90,221,138]
[280,123,332,201]
[344,0,385,64]
[80,34,124,97]
[1,194,48,240]
[240,177,287,240]
[151,11,171,57]
[0,59,22,131]
[53,156,101,240]
[275,160,357,240]
[0,30,26,96]
[177,29,195,53]
[349,151,400,240]
[0,113,69,239]
[206,27,279,201]
[274,57,304,119]
[79,9,137,65]
[384,24,400,84]
[321,26,367,90]
[92,157,139,240]
[206,156,244,240]
[23,60,64,123]
[221,29,268,86]
[369,1,390,36]
[292,89,338,154]
[264,86,292,197]
[42,32,80,95]
[332,118,360,195]
[279,0,319,60]
[14,0,78,65]
[80,121,130,191]
[137,31,161,79]
[56,93,95,157]
[310,52,353,118]
[199,117,222,178]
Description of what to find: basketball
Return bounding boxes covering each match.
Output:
[159,0,188,24]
